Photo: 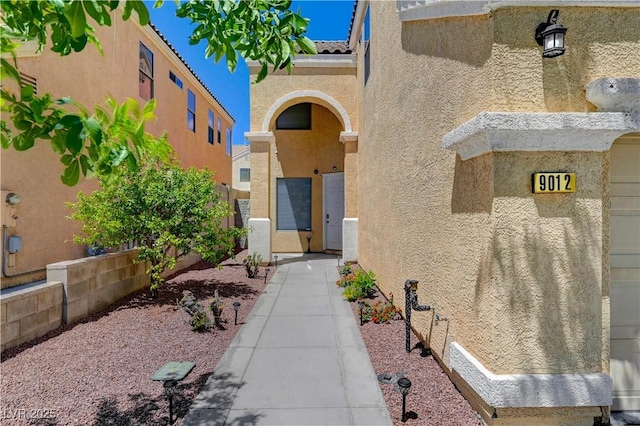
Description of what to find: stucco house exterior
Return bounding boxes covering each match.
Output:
[245,1,640,425]
[1,18,235,290]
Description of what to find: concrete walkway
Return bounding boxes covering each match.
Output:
[183,254,392,426]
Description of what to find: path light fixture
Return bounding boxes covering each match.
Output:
[163,379,178,424]
[535,10,567,58]
[397,377,412,423]
[274,255,278,267]
[306,235,311,253]
[357,300,365,326]
[233,301,241,325]
[265,268,270,285]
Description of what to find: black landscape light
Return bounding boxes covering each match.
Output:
[357,300,365,326]
[306,235,311,253]
[233,301,241,325]
[163,379,178,424]
[265,267,270,285]
[397,377,412,423]
[274,255,278,267]
[535,10,567,58]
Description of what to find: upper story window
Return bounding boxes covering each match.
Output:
[139,43,154,100]
[217,118,222,143]
[276,103,311,130]
[187,89,196,132]
[226,127,232,156]
[239,168,250,182]
[169,71,183,89]
[208,110,214,144]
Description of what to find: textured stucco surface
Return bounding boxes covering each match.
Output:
[247,66,358,254]
[355,2,639,420]
[1,20,233,288]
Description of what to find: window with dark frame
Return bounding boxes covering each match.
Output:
[217,118,222,143]
[276,178,312,231]
[240,168,250,182]
[226,127,232,155]
[169,71,183,89]
[208,110,214,144]
[187,89,196,132]
[275,103,311,130]
[139,43,154,100]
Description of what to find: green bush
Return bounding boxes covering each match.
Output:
[243,252,262,278]
[341,269,376,301]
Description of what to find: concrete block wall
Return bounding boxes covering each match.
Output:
[47,251,150,325]
[0,282,63,352]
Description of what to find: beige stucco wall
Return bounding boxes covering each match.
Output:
[248,63,358,252]
[356,2,638,415]
[1,19,233,288]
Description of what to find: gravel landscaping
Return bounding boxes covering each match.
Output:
[2,253,481,425]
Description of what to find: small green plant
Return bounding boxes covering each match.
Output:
[243,252,262,278]
[339,263,352,276]
[336,272,355,288]
[370,293,401,324]
[343,285,361,302]
[351,269,376,298]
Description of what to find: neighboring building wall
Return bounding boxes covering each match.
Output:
[356,3,639,424]
[1,19,233,289]
[232,147,251,193]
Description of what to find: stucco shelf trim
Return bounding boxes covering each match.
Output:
[450,342,613,408]
[244,132,276,144]
[442,111,639,160]
[246,54,356,69]
[396,1,639,22]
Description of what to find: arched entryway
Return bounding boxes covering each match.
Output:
[245,91,358,261]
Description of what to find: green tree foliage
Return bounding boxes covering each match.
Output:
[68,147,245,292]
[1,0,316,184]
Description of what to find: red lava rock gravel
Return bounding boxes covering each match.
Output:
[2,253,482,426]
[349,291,484,426]
[1,250,272,426]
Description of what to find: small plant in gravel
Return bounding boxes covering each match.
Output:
[339,263,352,276]
[336,272,355,287]
[370,293,402,324]
[342,269,377,301]
[243,252,262,278]
[209,289,224,326]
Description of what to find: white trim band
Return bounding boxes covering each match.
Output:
[397,1,639,22]
[450,342,613,408]
[442,111,639,160]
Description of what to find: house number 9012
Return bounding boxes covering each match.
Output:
[532,173,576,193]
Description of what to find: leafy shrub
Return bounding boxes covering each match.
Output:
[370,293,401,324]
[339,263,352,276]
[336,272,355,288]
[351,269,376,298]
[243,252,262,278]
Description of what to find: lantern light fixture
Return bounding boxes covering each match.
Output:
[535,10,567,58]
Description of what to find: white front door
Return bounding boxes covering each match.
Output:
[323,173,344,251]
[610,135,640,411]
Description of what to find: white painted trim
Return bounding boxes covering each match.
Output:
[586,78,640,115]
[450,342,613,408]
[261,90,353,133]
[349,0,370,51]
[247,218,271,263]
[442,112,640,160]
[244,132,275,143]
[247,54,356,69]
[342,218,359,262]
[340,132,359,143]
[397,0,639,22]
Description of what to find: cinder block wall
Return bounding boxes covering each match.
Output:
[0,282,63,352]
[47,251,150,325]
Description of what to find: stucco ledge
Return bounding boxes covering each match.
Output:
[442,111,640,160]
[450,342,613,408]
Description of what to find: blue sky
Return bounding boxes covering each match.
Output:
[148,1,355,146]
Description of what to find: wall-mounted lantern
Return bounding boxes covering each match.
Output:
[535,10,567,58]
[5,192,21,206]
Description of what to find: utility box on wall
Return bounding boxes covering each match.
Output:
[8,236,22,253]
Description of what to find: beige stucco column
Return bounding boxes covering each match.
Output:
[340,131,359,262]
[245,132,274,263]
